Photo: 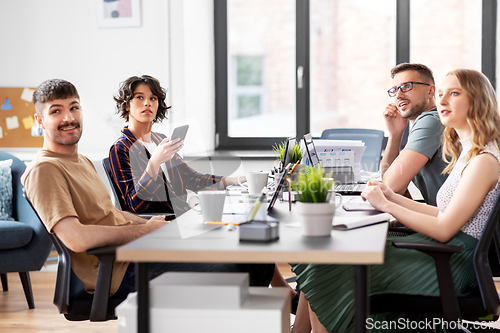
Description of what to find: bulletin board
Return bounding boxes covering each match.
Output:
[0,87,43,148]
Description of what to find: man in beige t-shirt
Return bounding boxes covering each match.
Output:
[22,79,167,295]
[22,79,277,304]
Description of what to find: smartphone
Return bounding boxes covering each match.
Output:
[170,124,189,141]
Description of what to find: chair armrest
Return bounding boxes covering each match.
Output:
[86,246,117,256]
[391,241,463,321]
[139,213,176,221]
[392,241,463,255]
[86,246,116,321]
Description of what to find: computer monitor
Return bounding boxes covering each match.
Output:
[303,133,320,167]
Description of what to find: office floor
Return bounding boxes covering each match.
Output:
[0,263,296,333]
[2,263,498,332]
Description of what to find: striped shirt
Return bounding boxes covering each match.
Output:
[109,126,221,215]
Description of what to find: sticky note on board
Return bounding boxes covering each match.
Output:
[21,88,35,103]
[22,115,35,130]
[6,116,19,130]
[0,98,13,110]
[0,126,3,139]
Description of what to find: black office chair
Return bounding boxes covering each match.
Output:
[102,157,126,211]
[24,190,126,321]
[370,193,500,332]
[320,128,384,172]
[102,157,176,220]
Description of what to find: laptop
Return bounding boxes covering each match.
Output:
[282,137,296,172]
[303,133,366,195]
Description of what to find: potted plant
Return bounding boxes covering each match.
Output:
[272,140,304,166]
[292,165,342,237]
[273,140,305,180]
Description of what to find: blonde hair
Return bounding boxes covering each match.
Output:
[442,69,500,174]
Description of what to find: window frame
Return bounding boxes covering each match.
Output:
[214,0,496,150]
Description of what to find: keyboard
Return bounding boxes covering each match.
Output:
[334,183,367,195]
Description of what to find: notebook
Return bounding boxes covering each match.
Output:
[303,133,367,195]
[332,212,392,230]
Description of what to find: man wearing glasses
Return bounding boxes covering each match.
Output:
[380,63,448,206]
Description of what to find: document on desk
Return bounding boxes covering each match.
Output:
[332,212,392,230]
[342,196,381,212]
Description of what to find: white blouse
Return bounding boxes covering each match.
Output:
[436,138,500,239]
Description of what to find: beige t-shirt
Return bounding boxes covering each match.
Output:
[22,150,131,295]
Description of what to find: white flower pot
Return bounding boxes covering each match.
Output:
[295,201,336,237]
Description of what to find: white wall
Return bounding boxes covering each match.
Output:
[0,0,216,161]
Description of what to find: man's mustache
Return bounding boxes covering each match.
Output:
[58,121,80,130]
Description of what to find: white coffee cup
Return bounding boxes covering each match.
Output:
[238,172,269,195]
[189,191,226,221]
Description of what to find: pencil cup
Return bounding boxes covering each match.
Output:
[189,191,226,222]
[238,172,269,196]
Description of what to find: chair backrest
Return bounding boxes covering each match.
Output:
[474,192,500,315]
[23,189,71,314]
[0,152,51,270]
[102,157,125,210]
[320,128,384,172]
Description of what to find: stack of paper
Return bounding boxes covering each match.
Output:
[313,140,366,182]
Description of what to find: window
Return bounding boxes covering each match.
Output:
[309,0,396,136]
[410,0,482,85]
[225,0,296,142]
[231,56,264,127]
[215,0,496,150]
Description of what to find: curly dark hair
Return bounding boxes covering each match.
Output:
[390,63,435,85]
[114,75,170,123]
[33,79,80,114]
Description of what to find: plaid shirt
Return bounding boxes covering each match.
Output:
[109,126,221,215]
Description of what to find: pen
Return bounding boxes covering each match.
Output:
[290,160,300,174]
[204,221,255,226]
[204,221,240,226]
[247,188,267,222]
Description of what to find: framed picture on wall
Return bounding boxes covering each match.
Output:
[96,0,141,28]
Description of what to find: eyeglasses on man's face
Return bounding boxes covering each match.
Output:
[387,81,431,97]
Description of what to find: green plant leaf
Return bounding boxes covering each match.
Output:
[292,165,334,203]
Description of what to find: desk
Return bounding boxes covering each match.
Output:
[117,199,388,333]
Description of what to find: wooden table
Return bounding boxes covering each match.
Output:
[117,198,388,333]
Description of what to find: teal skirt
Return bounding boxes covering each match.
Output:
[291,232,478,333]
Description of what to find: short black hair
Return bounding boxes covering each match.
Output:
[33,79,80,114]
[390,63,435,85]
[114,75,170,123]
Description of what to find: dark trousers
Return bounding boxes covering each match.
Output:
[71,262,275,299]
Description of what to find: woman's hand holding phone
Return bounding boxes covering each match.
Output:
[146,138,183,179]
[152,137,184,165]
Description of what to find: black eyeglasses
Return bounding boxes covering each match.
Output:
[387,81,430,97]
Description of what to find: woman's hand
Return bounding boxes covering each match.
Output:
[147,215,167,223]
[361,183,390,212]
[151,138,184,165]
[377,182,395,202]
[220,176,245,188]
[146,138,183,179]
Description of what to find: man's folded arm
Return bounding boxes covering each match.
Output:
[52,216,166,253]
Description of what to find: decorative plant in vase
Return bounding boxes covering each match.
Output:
[272,140,304,166]
[292,165,342,237]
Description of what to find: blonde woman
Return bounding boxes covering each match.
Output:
[292,69,500,333]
